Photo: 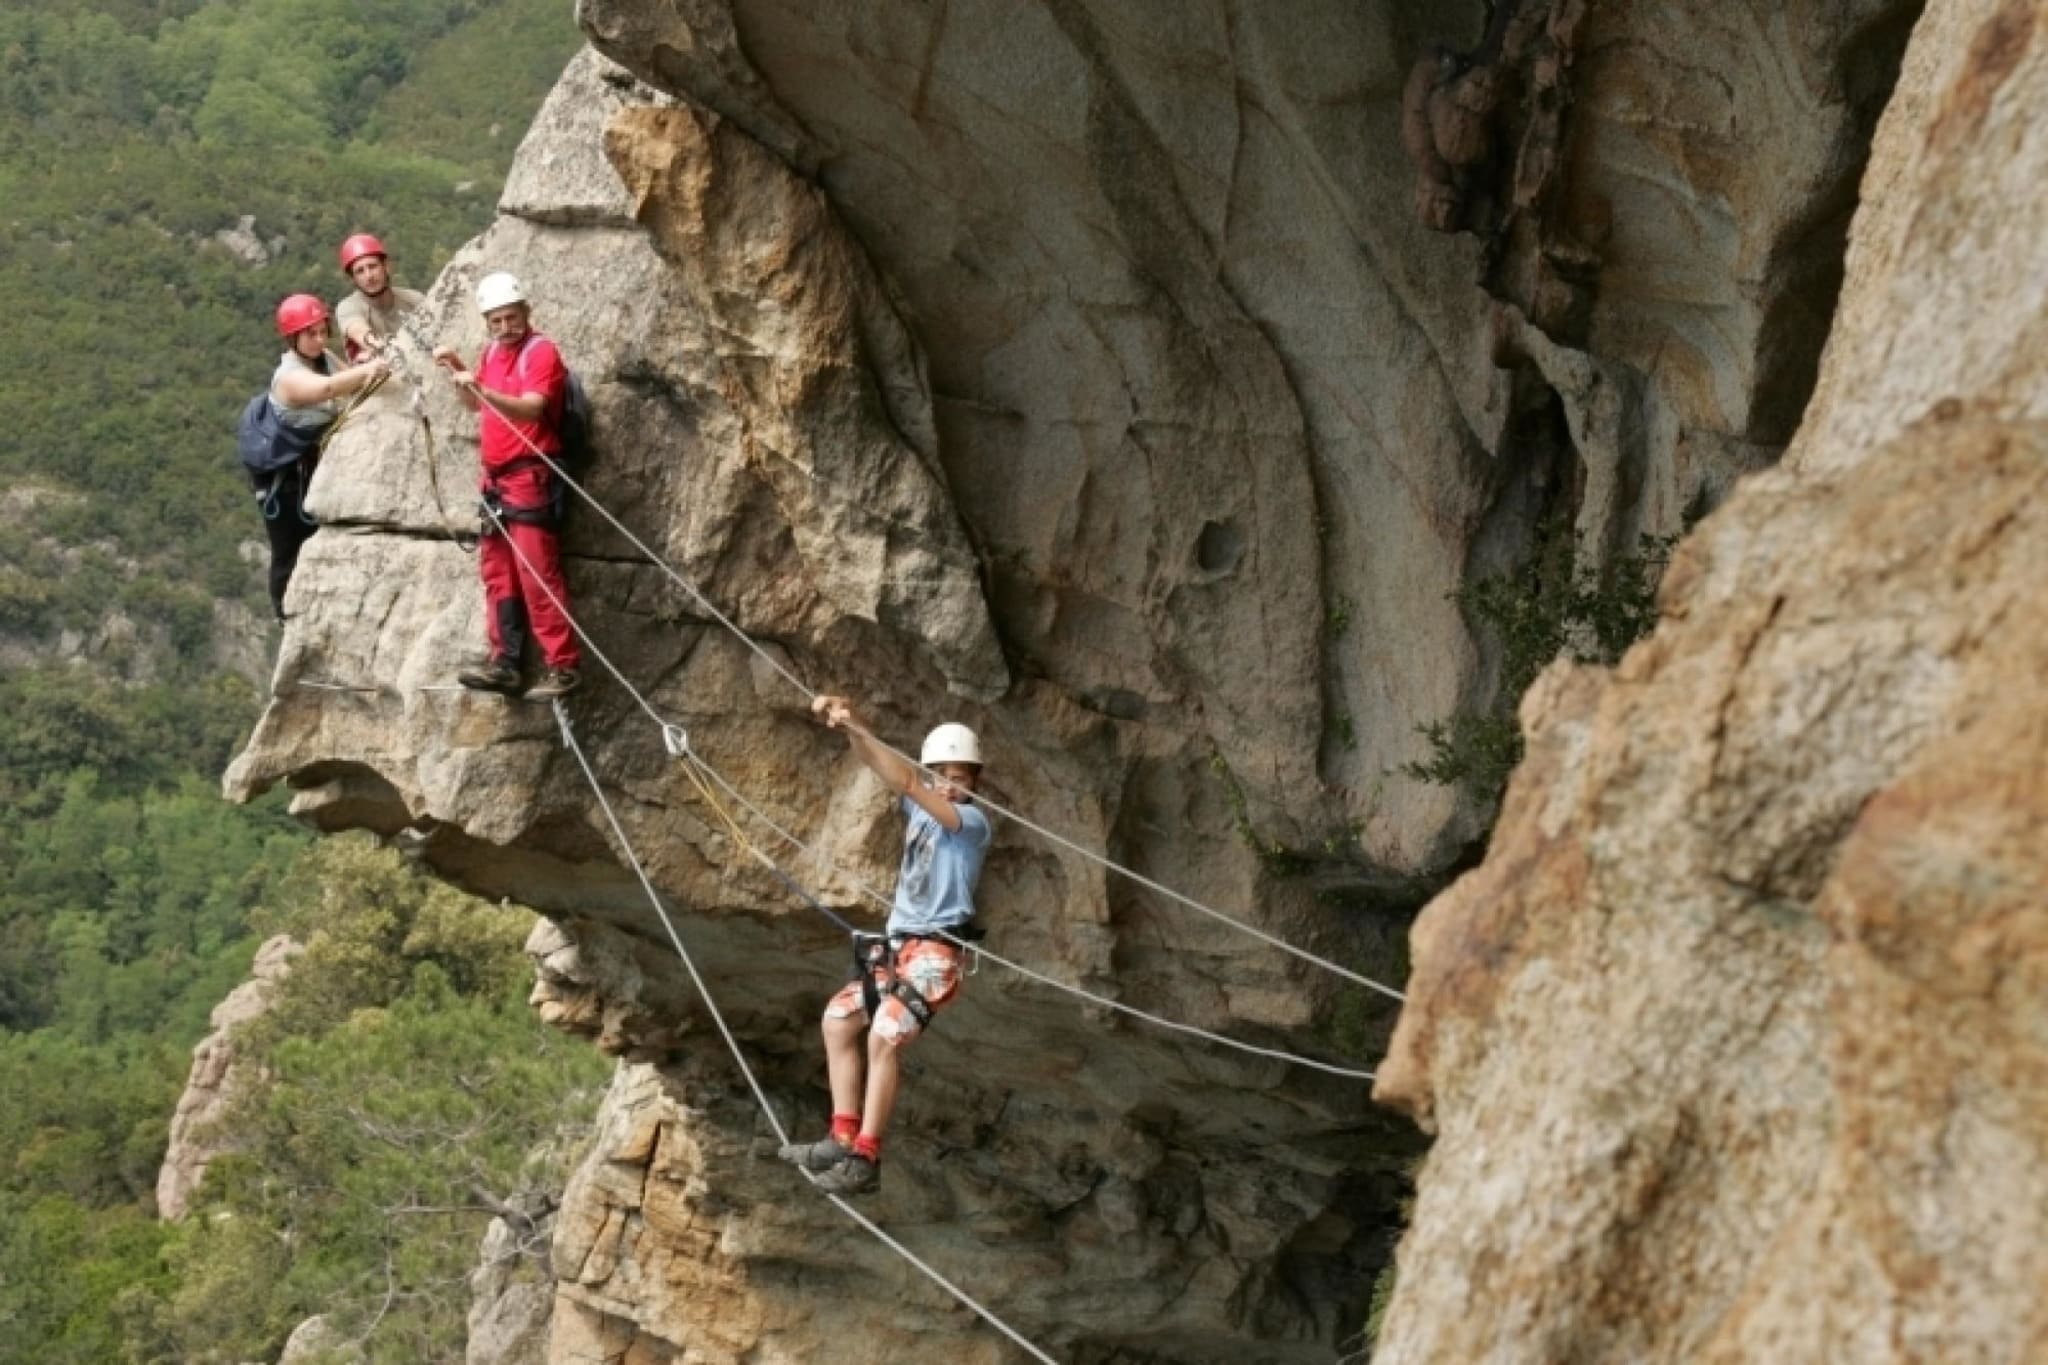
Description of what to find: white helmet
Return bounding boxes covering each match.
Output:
[921,722,982,767]
[475,271,527,313]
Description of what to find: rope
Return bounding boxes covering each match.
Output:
[411,391,474,551]
[469,501,1377,1079]
[551,702,1059,1365]
[671,743,863,936]
[317,368,387,453]
[680,746,1378,1082]
[853,724,1407,1004]
[458,378,1401,1003]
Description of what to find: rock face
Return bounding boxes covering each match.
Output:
[156,934,300,1221]
[578,0,1915,861]
[220,3,1943,1360]
[276,1314,364,1365]
[1374,1,2048,1361]
[468,1202,560,1365]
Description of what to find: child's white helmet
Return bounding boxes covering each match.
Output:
[920,723,982,767]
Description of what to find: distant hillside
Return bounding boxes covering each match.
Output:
[0,0,581,644]
[0,5,594,1360]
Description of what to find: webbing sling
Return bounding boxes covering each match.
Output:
[851,933,936,1030]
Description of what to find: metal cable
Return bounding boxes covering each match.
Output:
[681,748,1378,1082]
[464,376,817,701]
[472,509,1379,1079]
[456,378,1402,1003]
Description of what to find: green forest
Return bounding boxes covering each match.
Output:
[0,1,610,1360]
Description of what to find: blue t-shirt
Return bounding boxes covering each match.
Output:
[888,796,991,935]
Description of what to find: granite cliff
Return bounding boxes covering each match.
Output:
[215,0,2048,1359]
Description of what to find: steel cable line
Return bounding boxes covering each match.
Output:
[470,493,1377,1081]
[455,378,1406,1004]
[679,748,1380,1082]
[462,372,816,700]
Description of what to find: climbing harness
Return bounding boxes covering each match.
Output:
[256,461,317,530]
[850,932,940,1033]
[478,455,565,532]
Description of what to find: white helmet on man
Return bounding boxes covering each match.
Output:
[475,271,528,314]
[920,722,982,768]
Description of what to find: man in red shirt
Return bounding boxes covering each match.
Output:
[433,271,582,699]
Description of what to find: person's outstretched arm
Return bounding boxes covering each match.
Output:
[812,694,964,832]
[273,355,386,407]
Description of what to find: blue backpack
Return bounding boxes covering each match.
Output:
[236,392,325,475]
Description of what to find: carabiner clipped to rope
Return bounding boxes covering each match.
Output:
[662,723,690,758]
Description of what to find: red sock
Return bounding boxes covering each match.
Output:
[830,1112,860,1144]
[853,1133,882,1163]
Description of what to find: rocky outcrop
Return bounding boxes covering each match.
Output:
[0,480,275,688]
[1374,1,2048,1360]
[227,3,1934,1360]
[468,1200,560,1365]
[156,934,301,1221]
[227,43,1417,1360]
[276,1314,364,1365]
[579,0,1915,856]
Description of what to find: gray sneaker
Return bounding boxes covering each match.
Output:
[777,1135,853,1173]
[812,1154,880,1196]
[525,667,581,700]
[457,657,521,693]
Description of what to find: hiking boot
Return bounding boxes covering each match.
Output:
[525,667,581,701]
[812,1154,880,1196]
[457,657,522,693]
[777,1135,853,1173]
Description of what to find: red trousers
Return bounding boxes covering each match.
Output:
[478,468,580,670]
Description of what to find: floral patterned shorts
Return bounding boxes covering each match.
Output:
[825,938,963,1046]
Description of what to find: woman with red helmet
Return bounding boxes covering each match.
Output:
[255,294,386,619]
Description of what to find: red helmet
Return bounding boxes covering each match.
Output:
[275,294,330,338]
[338,233,387,272]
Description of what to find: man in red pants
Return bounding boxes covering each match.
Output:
[433,271,581,699]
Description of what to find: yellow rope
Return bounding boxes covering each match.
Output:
[676,751,776,873]
[316,369,387,453]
